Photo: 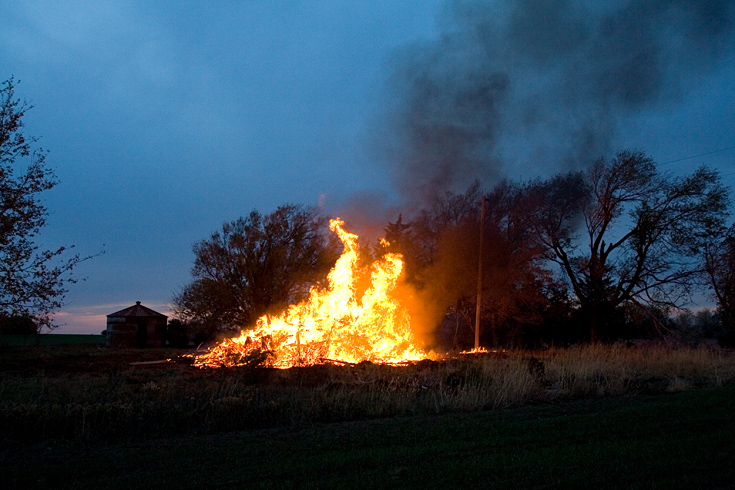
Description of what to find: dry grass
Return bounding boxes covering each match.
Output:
[540,343,734,396]
[1,343,734,443]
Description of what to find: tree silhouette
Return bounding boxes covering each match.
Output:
[396,181,556,349]
[530,150,729,341]
[704,224,735,346]
[172,204,339,339]
[0,77,86,330]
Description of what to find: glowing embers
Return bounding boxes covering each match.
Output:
[193,219,427,368]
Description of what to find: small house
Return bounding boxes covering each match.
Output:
[106,301,168,348]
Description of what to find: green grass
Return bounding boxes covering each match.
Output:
[0,334,105,347]
[2,344,734,488]
[2,387,734,490]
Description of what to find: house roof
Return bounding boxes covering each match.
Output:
[107,301,168,318]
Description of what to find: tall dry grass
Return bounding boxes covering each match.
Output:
[1,343,733,443]
[540,343,734,396]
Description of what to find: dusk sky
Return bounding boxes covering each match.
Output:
[2,1,734,334]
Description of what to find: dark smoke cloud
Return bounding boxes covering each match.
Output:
[379,0,735,205]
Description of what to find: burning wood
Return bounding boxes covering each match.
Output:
[192,219,430,368]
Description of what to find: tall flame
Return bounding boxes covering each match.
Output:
[193,219,428,368]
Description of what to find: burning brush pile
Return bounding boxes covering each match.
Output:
[193,219,430,369]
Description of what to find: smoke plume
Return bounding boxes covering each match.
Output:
[379,0,735,204]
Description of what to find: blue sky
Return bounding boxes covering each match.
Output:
[1,1,734,333]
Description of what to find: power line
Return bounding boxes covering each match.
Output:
[660,145,735,166]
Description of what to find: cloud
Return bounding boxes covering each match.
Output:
[378,0,735,205]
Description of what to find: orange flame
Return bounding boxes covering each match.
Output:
[193,219,428,368]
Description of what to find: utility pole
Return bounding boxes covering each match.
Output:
[474,195,486,351]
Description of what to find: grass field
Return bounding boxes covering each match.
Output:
[1,343,734,488]
[2,387,734,489]
[0,334,105,347]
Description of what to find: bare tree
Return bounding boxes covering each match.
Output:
[530,150,729,341]
[704,225,735,346]
[0,77,86,330]
[478,180,556,346]
[401,181,555,348]
[409,181,483,273]
[406,183,483,346]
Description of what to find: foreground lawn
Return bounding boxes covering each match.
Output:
[0,334,105,347]
[2,386,734,490]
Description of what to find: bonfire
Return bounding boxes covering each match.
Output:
[193,219,429,368]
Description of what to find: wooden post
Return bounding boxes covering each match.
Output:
[474,196,486,351]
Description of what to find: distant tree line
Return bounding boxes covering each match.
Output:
[173,150,735,349]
